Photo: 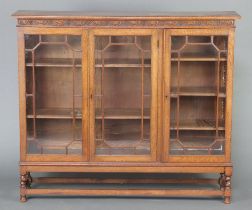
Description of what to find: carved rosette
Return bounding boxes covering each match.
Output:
[17,19,234,28]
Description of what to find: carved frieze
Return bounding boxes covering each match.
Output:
[17,19,234,28]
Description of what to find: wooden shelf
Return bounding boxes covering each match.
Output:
[171,87,226,97]
[95,108,150,119]
[27,108,82,119]
[28,138,82,150]
[27,128,82,153]
[170,136,225,150]
[169,131,226,155]
[171,53,227,62]
[171,57,227,62]
[28,136,82,149]
[26,58,82,67]
[170,119,225,130]
[169,137,225,156]
[96,139,150,149]
[95,59,151,68]
[96,139,150,155]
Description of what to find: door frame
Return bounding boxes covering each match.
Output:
[88,29,159,162]
[162,28,234,163]
[18,27,88,162]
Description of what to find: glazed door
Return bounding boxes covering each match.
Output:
[19,28,88,161]
[163,29,233,162]
[89,29,158,162]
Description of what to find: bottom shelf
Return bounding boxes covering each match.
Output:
[28,137,82,155]
[96,139,150,155]
[25,188,223,199]
[21,172,230,203]
[170,137,225,156]
[27,128,82,155]
[27,118,82,155]
[170,119,225,130]
[95,119,151,155]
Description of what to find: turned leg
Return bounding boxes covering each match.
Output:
[224,175,231,204]
[20,194,27,202]
[20,172,29,202]
[223,167,232,204]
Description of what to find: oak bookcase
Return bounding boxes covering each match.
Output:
[13,10,240,203]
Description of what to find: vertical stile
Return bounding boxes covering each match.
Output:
[165,31,171,160]
[215,61,220,140]
[101,50,105,145]
[176,47,181,145]
[70,36,76,155]
[141,48,144,142]
[31,49,36,138]
[214,36,220,141]
[225,29,234,161]
[213,35,221,155]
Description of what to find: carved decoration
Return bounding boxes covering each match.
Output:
[224,175,231,204]
[218,173,225,190]
[225,176,231,189]
[20,173,27,189]
[26,172,32,188]
[20,172,32,202]
[20,173,28,202]
[17,19,234,28]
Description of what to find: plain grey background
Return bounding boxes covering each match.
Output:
[0,0,251,209]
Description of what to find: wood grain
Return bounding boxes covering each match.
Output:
[15,11,239,202]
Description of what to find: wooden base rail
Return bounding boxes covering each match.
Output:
[33,177,218,185]
[24,188,223,197]
[20,174,231,204]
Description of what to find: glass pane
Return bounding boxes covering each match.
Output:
[25,34,83,155]
[169,35,228,156]
[94,35,151,156]
[171,35,227,60]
